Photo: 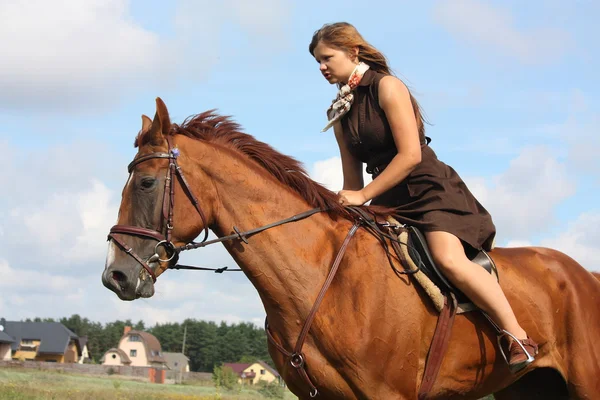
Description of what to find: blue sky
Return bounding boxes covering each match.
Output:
[0,0,598,326]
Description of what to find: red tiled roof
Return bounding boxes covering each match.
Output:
[223,362,250,375]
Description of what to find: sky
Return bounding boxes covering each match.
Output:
[0,0,598,327]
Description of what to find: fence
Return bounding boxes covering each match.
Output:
[0,360,212,384]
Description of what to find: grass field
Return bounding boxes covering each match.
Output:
[0,367,298,400]
[0,367,498,399]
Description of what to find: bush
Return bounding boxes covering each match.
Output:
[257,380,285,398]
[212,365,238,391]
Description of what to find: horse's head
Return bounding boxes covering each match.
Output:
[102,98,214,300]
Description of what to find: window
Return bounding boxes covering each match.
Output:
[129,335,141,342]
[111,354,117,359]
[130,349,137,357]
[21,340,34,345]
[261,369,265,375]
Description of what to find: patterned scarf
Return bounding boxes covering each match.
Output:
[322,62,370,132]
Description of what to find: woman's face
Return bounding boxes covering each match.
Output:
[313,41,358,85]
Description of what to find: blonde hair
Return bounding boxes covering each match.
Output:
[309,22,427,139]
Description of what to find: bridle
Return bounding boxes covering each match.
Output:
[107,137,420,398]
[107,137,210,282]
[107,137,325,282]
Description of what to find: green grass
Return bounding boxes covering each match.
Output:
[0,368,298,400]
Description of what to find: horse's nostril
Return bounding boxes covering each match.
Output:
[111,271,128,289]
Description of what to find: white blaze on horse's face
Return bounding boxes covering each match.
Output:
[105,241,117,270]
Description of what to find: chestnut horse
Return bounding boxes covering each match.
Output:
[103,98,600,399]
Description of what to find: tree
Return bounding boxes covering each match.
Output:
[212,365,239,391]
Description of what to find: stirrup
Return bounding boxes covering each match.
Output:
[496,329,535,373]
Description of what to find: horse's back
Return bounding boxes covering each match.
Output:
[489,245,600,292]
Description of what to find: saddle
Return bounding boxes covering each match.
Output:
[350,207,499,314]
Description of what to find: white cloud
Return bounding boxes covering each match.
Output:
[0,259,81,293]
[0,0,168,110]
[0,139,127,272]
[505,240,532,248]
[432,0,571,65]
[0,0,291,112]
[464,146,575,242]
[0,253,264,326]
[7,179,118,268]
[541,212,600,271]
[311,156,372,192]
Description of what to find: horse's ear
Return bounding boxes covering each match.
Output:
[145,98,171,146]
[155,97,171,136]
[141,115,153,133]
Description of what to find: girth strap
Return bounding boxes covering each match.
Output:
[266,221,361,398]
[418,293,458,399]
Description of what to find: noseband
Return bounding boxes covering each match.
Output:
[107,137,210,282]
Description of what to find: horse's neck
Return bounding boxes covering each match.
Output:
[199,144,339,334]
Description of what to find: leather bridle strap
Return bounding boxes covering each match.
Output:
[266,221,361,398]
[110,225,165,242]
[127,152,172,173]
[109,232,158,283]
[174,208,324,253]
[173,162,209,243]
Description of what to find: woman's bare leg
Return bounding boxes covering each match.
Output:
[425,230,527,339]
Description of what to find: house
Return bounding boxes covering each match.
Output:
[163,352,190,372]
[0,328,14,361]
[0,320,80,363]
[101,326,166,368]
[223,360,281,385]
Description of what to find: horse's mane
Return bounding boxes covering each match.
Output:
[136,111,393,220]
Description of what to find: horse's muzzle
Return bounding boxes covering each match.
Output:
[102,265,155,301]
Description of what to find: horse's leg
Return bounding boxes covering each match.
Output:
[493,368,569,400]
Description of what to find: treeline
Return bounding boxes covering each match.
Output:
[24,315,272,372]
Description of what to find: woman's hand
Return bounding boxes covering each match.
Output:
[338,189,367,206]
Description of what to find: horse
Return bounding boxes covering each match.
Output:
[102,98,600,399]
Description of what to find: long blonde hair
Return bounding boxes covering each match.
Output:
[309,22,427,139]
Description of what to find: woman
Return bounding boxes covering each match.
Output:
[309,22,538,372]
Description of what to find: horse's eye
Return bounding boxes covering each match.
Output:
[140,178,156,190]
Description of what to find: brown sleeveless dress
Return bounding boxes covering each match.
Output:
[340,69,496,251]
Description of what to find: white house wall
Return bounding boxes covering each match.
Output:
[119,337,148,367]
[102,351,123,366]
[0,344,11,360]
